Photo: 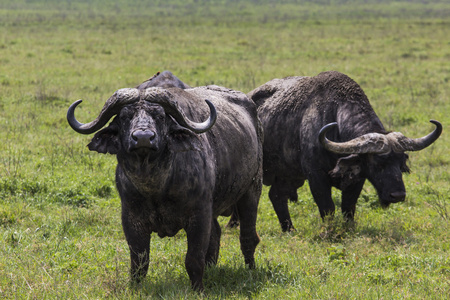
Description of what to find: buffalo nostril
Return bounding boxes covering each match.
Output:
[390,191,406,201]
[132,130,156,142]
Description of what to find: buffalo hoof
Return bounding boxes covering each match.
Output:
[226,219,240,228]
[281,220,296,232]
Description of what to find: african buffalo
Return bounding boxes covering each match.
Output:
[248,70,442,232]
[135,70,191,90]
[67,84,263,291]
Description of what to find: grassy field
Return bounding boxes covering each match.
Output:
[0,0,449,298]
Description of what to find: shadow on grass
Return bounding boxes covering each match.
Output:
[311,215,417,247]
[357,220,417,246]
[204,263,289,298]
[129,262,290,298]
[311,216,357,243]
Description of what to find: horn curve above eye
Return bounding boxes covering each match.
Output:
[142,88,217,134]
[67,88,140,134]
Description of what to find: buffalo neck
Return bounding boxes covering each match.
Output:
[117,149,173,192]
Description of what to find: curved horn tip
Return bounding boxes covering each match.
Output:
[397,119,443,152]
[429,119,443,137]
[318,122,338,145]
[202,99,217,130]
[205,99,216,114]
[429,119,442,128]
[187,99,217,134]
[71,99,83,107]
[319,122,338,137]
[428,119,443,135]
[67,99,83,119]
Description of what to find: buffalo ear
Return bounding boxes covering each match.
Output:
[329,154,362,189]
[168,123,203,153]
[401,153,410,173]
[87,118,121,154]
[249,84,277,107]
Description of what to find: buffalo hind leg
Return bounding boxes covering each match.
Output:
[225,205,240,228]
[288,188,299,203]
[268,182,296,232]
[236,190,260,269]
[205,218,221,266]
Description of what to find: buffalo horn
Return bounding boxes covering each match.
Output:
[319,120,442,154]
[67,88,140,134]
[142,88,217,134]
[389,120,442,152]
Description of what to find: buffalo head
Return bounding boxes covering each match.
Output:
[67,87,217,159]
[319,120,442,206]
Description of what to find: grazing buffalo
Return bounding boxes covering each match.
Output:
[67,83,263,291]
[247,71,442,232]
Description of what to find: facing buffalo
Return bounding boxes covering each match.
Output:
[248,71,442,232]
[67,84,263,291]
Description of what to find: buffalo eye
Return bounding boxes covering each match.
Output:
[154,113,165,121]
[368,154,388,171]
[119,108,133,122]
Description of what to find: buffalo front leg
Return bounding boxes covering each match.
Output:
[121,214,151,283]
[185,213,212,292]
[308,174,335,220]
[341,180,365,222]
[268,183,295,232]
[236,190,260,269]
[117,170,151,283]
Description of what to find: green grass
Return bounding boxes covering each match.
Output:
[0,0,449,298]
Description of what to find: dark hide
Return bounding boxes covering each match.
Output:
[135,70,191,90]
[248,71,415,231]
[74,85,262,291]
